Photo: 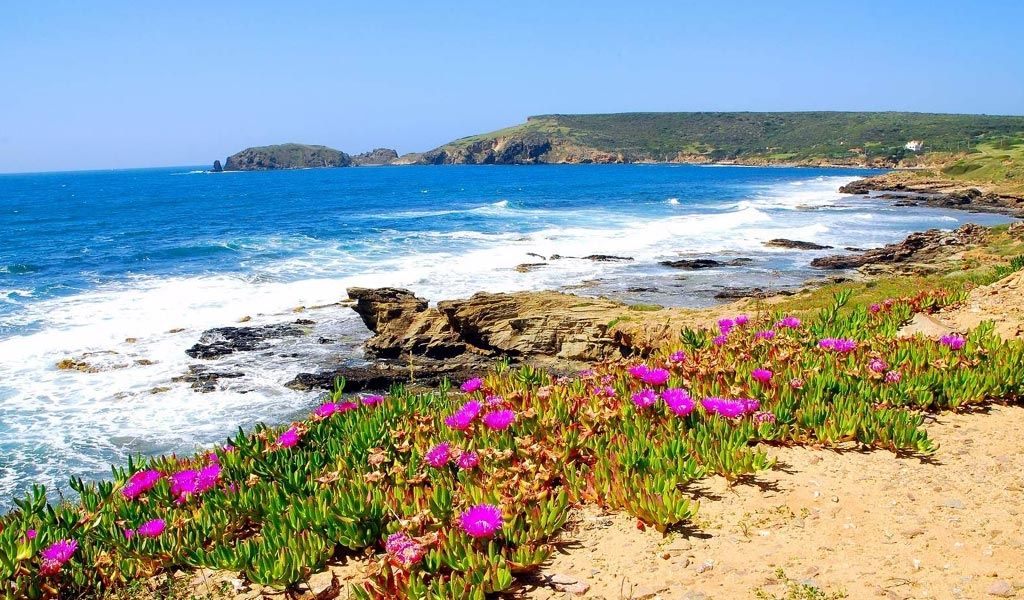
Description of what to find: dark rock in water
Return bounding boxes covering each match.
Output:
[811,224,988,270]
[660,258,753,270]
[185,323,308,359]
[515,263,547,273]
[350,148,399,166]
[627,286,659,293]
[764,239,833,250]
[844,247,865,252]
[549,254,565,260]
[212,160,223,172]
[892,200,919,207]
[173,365,245,393]
[317,337,334,344]
[526,252,547,260]
[286,358,491,393]
[223,143,352,171]
[713,287,790,299]
[582,254,634,262]
[294,319,316,325]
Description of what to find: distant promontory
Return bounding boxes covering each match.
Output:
[219,144,398,171]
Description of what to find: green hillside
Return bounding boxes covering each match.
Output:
[420,112,1024,165]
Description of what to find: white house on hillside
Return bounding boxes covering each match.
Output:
[904,140,924,152]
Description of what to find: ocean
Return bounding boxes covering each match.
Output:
[0,164,1010,508]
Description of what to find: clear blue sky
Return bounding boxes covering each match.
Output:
[2,0,1022,173]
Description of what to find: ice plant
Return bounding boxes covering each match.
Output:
[777,316,802,328]
[753,411,776,425]
[482,409,516,430]
[662,388,694,416]
[755,330,776,340]
[122,469,162,500]
[669,350,687,363]
[735,314,750,326]
[361,394,385,405]
[718,318,735,335]
[314,402,338,418]
[445,400,482,430]
[751,368,773,383]
[39,539,77,575]
[459,504,503,538]
[641,368,670,386]
[869,358,887,373]
[170,464,220,502]
[701,397,757,419]
[277,427,300,448]
[460,378,484,393]
[456,451,479,470]
[628,364,650,379]
[939,334,966,350]
[424,443,451,468]
[136,519,165,538]
[819,338,858,352]
[885,370,902,383]
[869,303,881,313]
[631,389,658,408]
[713,335,728,346]
[484,394,504,405]
[789,377,804,389]
[336,401,359,413]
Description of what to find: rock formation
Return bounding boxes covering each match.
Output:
[223,144,352,171]
[212,160,223,172]
[810,224,988,273]
[350,148,399,166]
[764,239,833,250]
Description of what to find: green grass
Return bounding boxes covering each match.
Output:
[940,138,1024,194]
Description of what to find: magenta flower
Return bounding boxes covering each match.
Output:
[939,334,966,350]
[628,364,650,379]
[424,443,451,468]
[713,335,728,346]
[137,519,165,538]
[718,318,735,335]
[701,397,757,419]
[662,388,694,416]
[819,338,857,352]
[122,469,162,500]
[484,394,504,406]
[883,298,895,308]
[755,329,776,340]
[385,532,425,567]
[336,401,359,413]
[641,368,670,386]
[735,314,750,326]
[869,303,881,313]
[753,411,776,425]
[631,389,658,408]
[460,378,484,393]
[445,400,482,430]
[39,539,77,575]
[885,370,902,383]
[362,394,385,405]
[777,316,802,328]
[868,358,887,373]
[669,350,687,363]
[456,451,479,470]
[25,529,37,541]
[459,504,503,538]
[314,402,338,418]
[482,409,516,430]
[170,463,220,502]
[124,528,135,540]
[751,368,773,383]
[277,427,300,448]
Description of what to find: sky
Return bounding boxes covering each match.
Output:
[1,0,1023,173]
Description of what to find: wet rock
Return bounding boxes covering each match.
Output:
[56,358,99,373]
[516,263,547,273]
[764,239,834,250]
[185,323,308,359]
[526,252,547,260]
[714,287,790,300]
[173,365,245,393]
[212,159,223,172]
[286,358,491,393]
[582,254,634,262]
[811,224,988,270]
[660,258,753,269]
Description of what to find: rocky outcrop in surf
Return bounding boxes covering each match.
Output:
[811,224,988,274]
[223,144,352,171]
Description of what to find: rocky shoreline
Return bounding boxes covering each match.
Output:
[838,170,1024,217]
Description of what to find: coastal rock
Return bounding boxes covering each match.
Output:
[839,173,1024,217]
[714,287,791,300]
[223,144,352,171]
[516,263,547,273]
[347,287,628,364]
[285,357,491,393]
[764,239,834,250]
[173,365,245,393]
[212,159,223,172]
[660,258,753,270]
[810,224,987,271]
[582,254,634,262]
[185,323,309,359]
[349,148,399,166]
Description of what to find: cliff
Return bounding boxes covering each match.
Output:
[349,148,399,166]
[222,144,352,171]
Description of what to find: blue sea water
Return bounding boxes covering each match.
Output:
[0,164,1011,507]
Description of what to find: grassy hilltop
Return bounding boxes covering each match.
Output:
[414,111,1024,167]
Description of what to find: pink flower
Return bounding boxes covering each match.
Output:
[718,318,735,335]
[460,378,484,393]
[482,409,516,430]
[869,358,887,373]
[885,370,902,383]
[662,388,694,416]
[939,334,966,350]
[445,400,482,430]
[456,451,479,470]
[484,394,504,406]
[25,529,37,541]
[753,411,776,425]
[39,539,77,575]
[277,427,300,448]
[362,394,386,405]
[883,298,896,307]
[631,389,658,408]
[424,443,451,468]
[136,519,165,538]
[819,338,857,353]
[713,335,728,346]
[385,532,426,568]
[777,316,802,329]
[789,377,804,389]
[701,397,758,419]
[336,401,359,413]
[755,330,776,340]
[459,504,503,538]
[122,469,162,500]
[124,528,135,540]
[869,303,881,313]
[628,364,650,379]
[314,402,338,418]
[735,314,750,326]
[170,464,220,502]
[669,350,687,363]
[641,368,670,386]
[751,368,773,383]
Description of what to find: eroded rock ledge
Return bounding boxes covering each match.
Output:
[811,224,988,274]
